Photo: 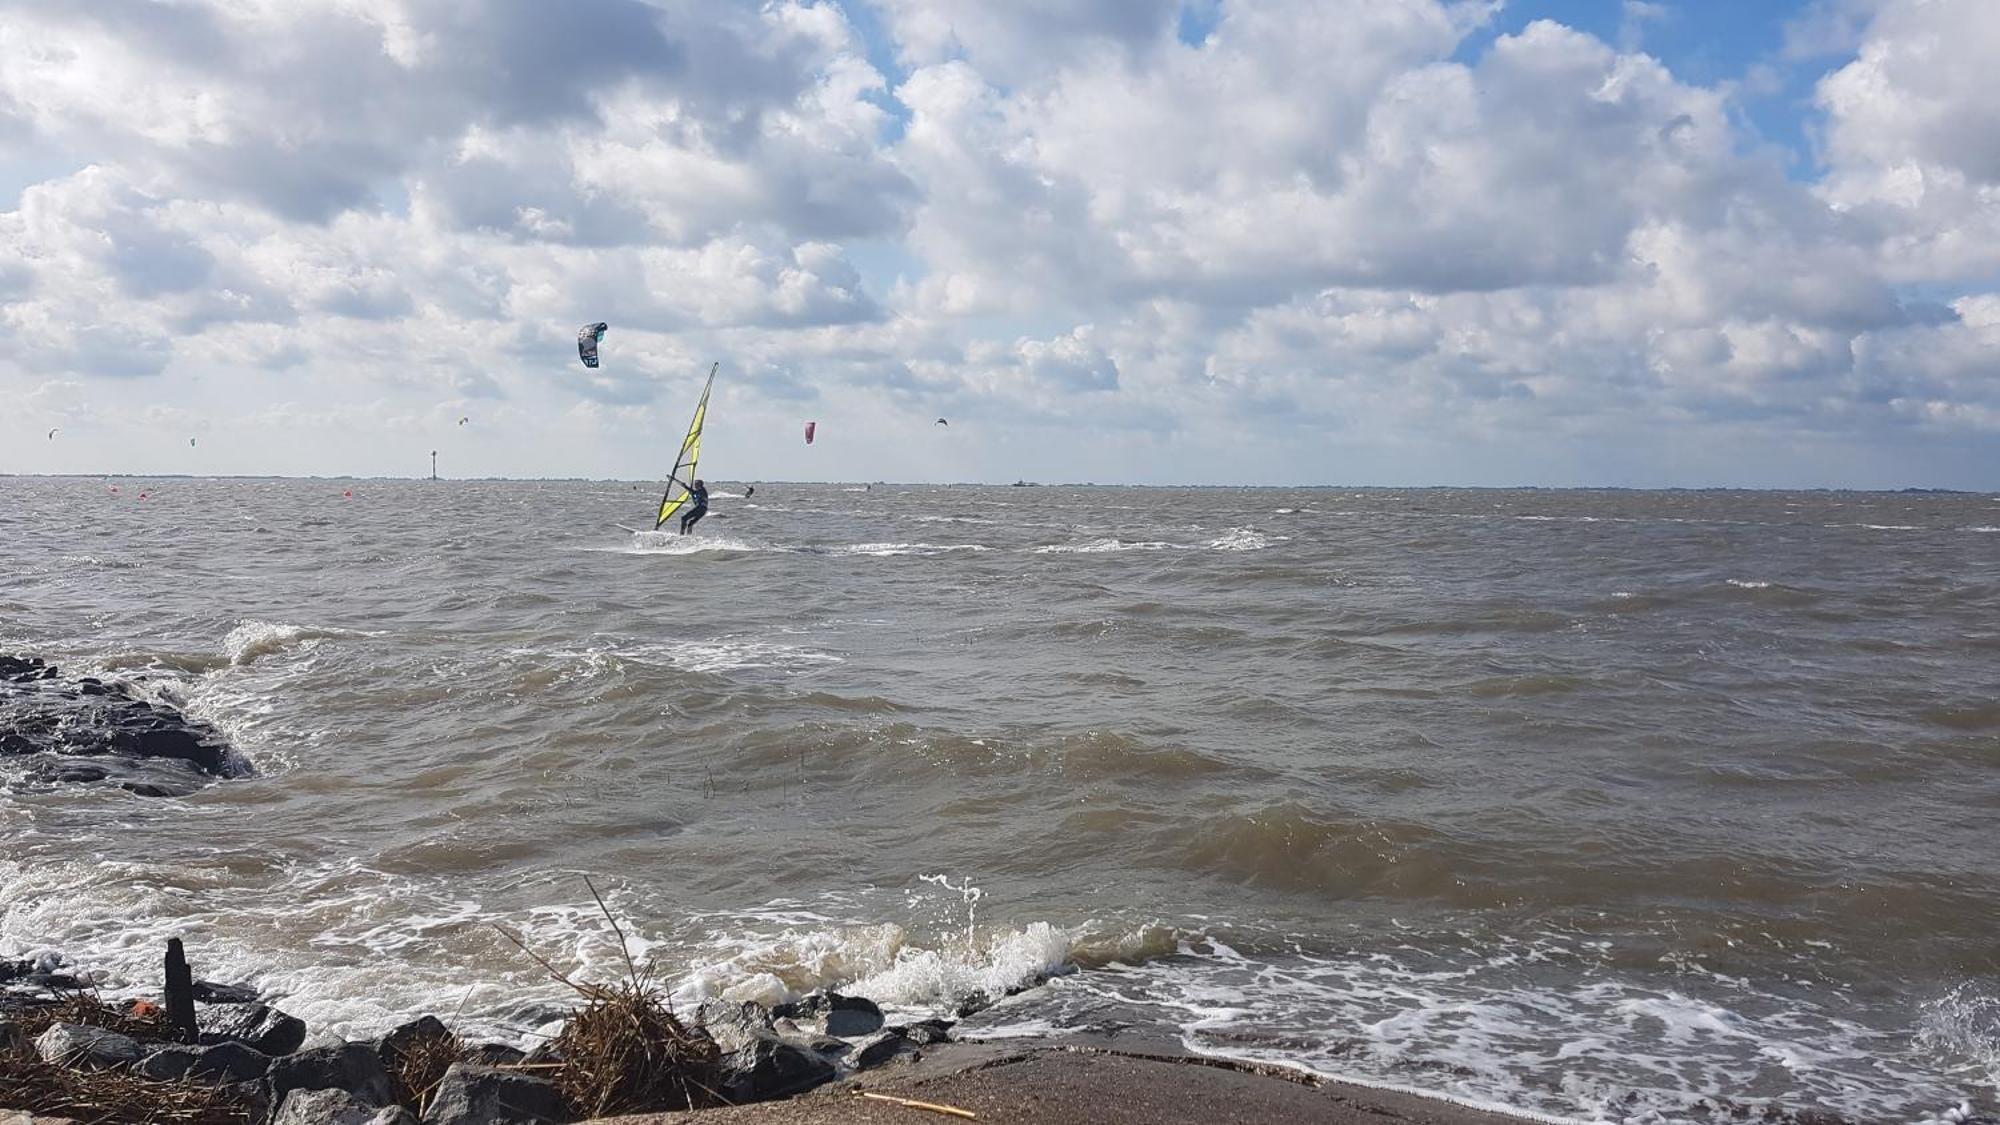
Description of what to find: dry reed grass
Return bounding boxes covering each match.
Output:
[494,875,726,1118]
[2,992,253,1124]
[387,1026,465,1116]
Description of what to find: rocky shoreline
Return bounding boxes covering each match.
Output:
[8,944,1996,1125]
[0,656,249,798]
[2,943,970,1124]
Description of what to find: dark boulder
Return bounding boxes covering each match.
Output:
[193,979,262,1005]
[462,1042,526,1066]
[697,999,836,1103]
[0,654,250,797]
[266,1041,394,1108]
[376,1015,452,1074]
[136,1043,204,1081]
[850,1028,913,1070]
[209,1003,309,1056]
[421,1063,567,1125]
[897,1018,955,1046]
[776,991,884,1038]
[188,1040,272,1083]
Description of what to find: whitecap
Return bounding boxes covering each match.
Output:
[222,620,368,666]
[1208,528,1279,551]
[1725,579,1771,589]
[1033,538,1176,554]
[836,543,994,557]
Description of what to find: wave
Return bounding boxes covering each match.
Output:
[1036,529,1279,553]
[514,637,842,677]
[835,543,994,557]
[222,620,369,666]
[613,532,763,555]
[1209,528,1278,551]
[1034,538,1176,554]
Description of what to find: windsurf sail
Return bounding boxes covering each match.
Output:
[654,363,718,529]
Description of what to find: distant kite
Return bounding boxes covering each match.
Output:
[458,416,469,426]
[935,418,948,426]
[47,428,58,440]
[189,438,196,447]
[804,421,816,445]
[577,322,608,368]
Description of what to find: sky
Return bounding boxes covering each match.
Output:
[3,0,1998,488]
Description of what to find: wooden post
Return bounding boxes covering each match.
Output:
[164,938,197,1044]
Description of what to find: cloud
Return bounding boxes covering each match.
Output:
[0,0,1994,486]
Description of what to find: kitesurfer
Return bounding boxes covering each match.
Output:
[744,485,756,498]
[679,479,709,535]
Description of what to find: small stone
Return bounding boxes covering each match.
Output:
[34,1022,143,1070]
[421,1063,567,1125]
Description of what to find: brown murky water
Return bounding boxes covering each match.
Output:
[3,478,1996,1122]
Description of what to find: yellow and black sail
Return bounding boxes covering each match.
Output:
[654,363,717,529]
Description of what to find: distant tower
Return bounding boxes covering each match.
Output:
[430,451,438,481]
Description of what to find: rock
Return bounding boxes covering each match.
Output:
[698,1001,836,1103]
[0,654,250,796]
[222,1078,274,1121]
[188,1040,272,1083]
[136,1043,204,1080]
[193,980,261,1005]
[34,1022,143,1070]
[276,1087,416,1125]
[897,1018,955,1046]
[850,1029,911,1070]
[776,992,884,1038]
[212,1002,308,1056]
[462,1042,526,1066]
[266,1042,394,1108]
[376,1014,452,1073]
[421,1063,567,1125]
[824,999,884,1037]
[773,1018,849,1055]
[696,998,776,1048]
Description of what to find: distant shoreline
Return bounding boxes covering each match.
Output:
[0,473,1988,493]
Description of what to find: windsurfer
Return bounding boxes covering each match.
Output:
[679,479,710,535]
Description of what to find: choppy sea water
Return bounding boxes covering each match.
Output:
[2,478,1996,1123]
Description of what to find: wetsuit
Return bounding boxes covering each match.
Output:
[679,483,709,535]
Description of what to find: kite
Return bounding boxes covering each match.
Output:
[577,322,608,368]
[804,421,816,445]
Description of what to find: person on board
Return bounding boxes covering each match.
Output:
[679,479,710,535]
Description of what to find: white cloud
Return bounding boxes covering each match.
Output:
[1,0,1995,486]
